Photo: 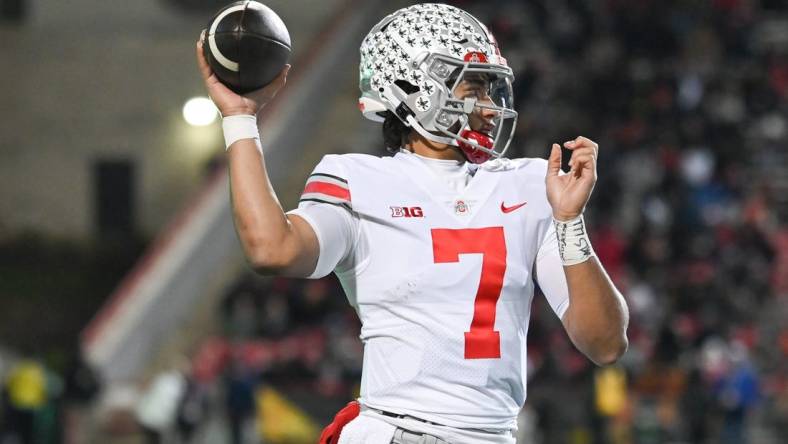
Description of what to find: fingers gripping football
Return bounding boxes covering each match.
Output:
[196,30,290,117]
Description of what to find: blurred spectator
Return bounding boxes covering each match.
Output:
[714,342,760,444]
[175,371,210,444]
[61,343,100,444]
[134,365,187,444]
[223,356,258,444]
[1,358,47,444]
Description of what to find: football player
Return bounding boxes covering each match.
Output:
[196,3,628,443]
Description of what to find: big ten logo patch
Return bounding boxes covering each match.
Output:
[391,206,424,218]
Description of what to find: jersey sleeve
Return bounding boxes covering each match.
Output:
[286,155,366,279]
[298,156,352,210]
[534,218,570,320]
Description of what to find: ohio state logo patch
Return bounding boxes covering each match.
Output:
[454,200,469,215]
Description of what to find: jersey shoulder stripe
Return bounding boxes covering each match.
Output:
[309,172,348,184]
[300,172,351,208]
[296,153,387,211]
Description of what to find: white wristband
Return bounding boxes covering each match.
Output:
[222,115,260,151]
[554,215,595,266]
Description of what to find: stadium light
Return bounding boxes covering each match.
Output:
[182,97,218,126]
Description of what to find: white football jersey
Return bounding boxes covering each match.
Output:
[288,151,569,430]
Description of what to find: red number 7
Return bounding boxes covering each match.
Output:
[431,227,507,359]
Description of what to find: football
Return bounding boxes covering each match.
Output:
[202,1,291,94]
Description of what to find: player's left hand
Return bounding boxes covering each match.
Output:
[546,136,598,221]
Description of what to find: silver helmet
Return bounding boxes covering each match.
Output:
[359,3,517,163]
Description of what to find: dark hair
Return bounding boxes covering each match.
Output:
[382,111,410,152]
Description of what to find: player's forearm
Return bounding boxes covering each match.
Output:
[228,139,300,272]
[561,257,629,365]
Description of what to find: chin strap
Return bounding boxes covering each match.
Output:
[458,129,494,164]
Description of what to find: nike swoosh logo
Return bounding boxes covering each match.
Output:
[501,201,527,213]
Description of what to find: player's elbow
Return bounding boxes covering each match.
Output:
[243,235,295,276]
[239,217,317,277]
[249,255,289,276]
[591,335,628,366]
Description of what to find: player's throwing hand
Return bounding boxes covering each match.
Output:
[546,136,599,221]
[195,30,290,117]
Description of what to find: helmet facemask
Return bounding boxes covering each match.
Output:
[425,54,517,163]
[375,54,517,164]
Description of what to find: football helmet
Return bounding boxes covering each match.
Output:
[359,3,517,163]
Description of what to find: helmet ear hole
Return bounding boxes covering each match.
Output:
[394,80,419,95]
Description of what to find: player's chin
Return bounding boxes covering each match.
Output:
[478,124,495,137]
[467,127,491,138]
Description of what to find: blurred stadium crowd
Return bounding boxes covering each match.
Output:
[2,0,787,443]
